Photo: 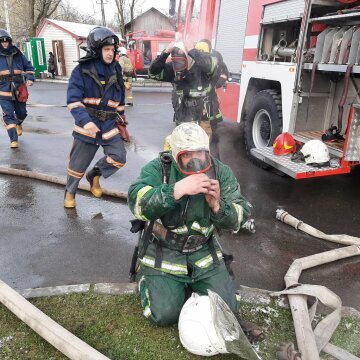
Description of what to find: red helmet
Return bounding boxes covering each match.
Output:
[273,133,296,155]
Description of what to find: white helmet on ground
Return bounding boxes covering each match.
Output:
[301,139,330,166]
[118,46,127,55]
[178,293,228,356]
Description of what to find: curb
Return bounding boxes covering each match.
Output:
[16,283,360,318]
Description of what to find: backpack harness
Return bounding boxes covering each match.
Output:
[129,152,232,282]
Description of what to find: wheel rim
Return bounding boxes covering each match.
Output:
[252,109,273,148]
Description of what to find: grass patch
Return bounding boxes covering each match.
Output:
[0,293,359,359]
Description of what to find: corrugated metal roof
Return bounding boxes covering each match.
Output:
[46,19,97,38]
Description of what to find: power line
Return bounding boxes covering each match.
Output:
[96,0,108,26]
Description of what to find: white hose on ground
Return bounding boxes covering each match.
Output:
[0,279,110,360]
[0,167,128,200]
[275,209,360,360]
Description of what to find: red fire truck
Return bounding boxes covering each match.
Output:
[170,0,360,179]
[127,30,175,76]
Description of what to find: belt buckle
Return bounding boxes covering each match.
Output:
[182,235,204,253]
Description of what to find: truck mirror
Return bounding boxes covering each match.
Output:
[169,0,176,16]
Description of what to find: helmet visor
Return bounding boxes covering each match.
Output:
[172,56,188,72]
[176,150,212,175]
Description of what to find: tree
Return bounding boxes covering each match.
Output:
[56,2,98,25]
[28,0,62,37]
[114,0,144,38]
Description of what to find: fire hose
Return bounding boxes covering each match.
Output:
[274,209,360,360]
[0,167,128,200]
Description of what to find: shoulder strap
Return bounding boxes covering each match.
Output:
[5,54,14,74]
[81,63,104,96]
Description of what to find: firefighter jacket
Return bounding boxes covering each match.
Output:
[0,45,35,100]
[128,156,251,278]
[118,55,133,79]
[149,50,220,123]
[67,58,125,145]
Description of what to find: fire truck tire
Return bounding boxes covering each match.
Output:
[245,89,282,168]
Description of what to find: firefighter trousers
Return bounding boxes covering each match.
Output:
[0,99,27,142]
[138,263,238,326]
[124,78,133,105]
[66,138,126,194]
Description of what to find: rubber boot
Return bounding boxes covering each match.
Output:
[10,141,18,148]
[64,192,76,208]
[86,166,102,198]
[16,124,23,136]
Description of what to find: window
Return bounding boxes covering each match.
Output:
[179,0,187,23]
[191,0,201,21]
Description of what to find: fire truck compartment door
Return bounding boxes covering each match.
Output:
[262,0,305,24]
[215,0,249,76]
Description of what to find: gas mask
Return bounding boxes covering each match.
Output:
[171,46,189,81]
[176,150,212,175]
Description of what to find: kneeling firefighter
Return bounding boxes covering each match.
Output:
[64,26,128,208]
[128,123,252,326]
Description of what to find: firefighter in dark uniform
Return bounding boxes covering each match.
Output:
[64,27,127,208]
[149,41,219,141]
[195,39,229,158]
[0,29,34,148]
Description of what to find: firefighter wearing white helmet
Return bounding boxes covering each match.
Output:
[301,139,330,167]
[118,45,134,106]
[128,123,252,326]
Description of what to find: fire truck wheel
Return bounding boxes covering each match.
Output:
[245,89,282,168]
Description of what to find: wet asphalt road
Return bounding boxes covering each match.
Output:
[0,82,359,310]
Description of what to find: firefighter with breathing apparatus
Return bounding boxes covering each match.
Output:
[128,122,253,327]
[149,41,219,141]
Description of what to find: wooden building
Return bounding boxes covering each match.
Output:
[36,19,96,77]
[125,7,173,36]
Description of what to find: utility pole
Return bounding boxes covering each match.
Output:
[3,0,11,33]
[97,0,108,27]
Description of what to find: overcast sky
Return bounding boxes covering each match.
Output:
[69,0,170,22]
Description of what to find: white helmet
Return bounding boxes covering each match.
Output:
[301,139,330,166]
[170,123,211,175]
[118,46,127,55]
[178,293,228,356]
[170,122,209,160]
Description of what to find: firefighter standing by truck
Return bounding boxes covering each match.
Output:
[149,41,219,141]
[0,29,34,149]
[195,39,229,158]
[118,46,134,106]
[128,122,252,326]
[64,27,128,208]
